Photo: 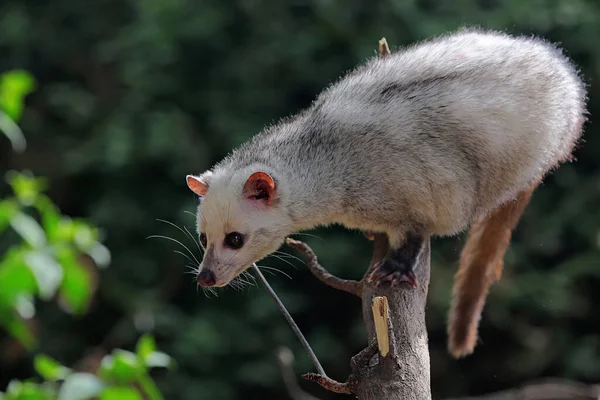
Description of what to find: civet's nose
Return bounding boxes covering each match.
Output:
[197,269,216,287]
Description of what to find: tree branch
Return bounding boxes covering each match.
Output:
[282,234,431,399]
[302,373,352,395]
[286,238,362,297]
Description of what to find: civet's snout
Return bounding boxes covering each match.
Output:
[197,269,216,287]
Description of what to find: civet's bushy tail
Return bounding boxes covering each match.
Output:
[448,182,537,358]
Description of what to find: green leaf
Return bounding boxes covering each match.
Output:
[0,312,36,350]
[6,173,47,207]
[51,218,97,247]
[99,351,143,384]
[34,354,71,381]
[4,379,54,400]
[24,251,63,300]
[137,374,164,400]
[0,199,19,233]
[0,249,37,305]
[72,221,97,251]
[57,373,103,400]
[58,249,92,314]
[135,334,156,360]
[0,70,36,122]
[132,336,170,400]
[135,335,173,370]
[10,212,46,248]
[0,70,34,152]
[34,196,62,243]
[100,387,143,400]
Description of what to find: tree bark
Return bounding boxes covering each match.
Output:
[354,234,431,399]
[287,233,432,399]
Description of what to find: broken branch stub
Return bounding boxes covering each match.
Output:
[372,296,390,357]
[287,234,432,399]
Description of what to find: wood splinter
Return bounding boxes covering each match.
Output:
[378,37,391,58]
[372,296,390,357]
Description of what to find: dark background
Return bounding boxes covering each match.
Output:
[1,0,599,399]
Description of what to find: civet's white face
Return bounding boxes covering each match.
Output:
[186,169,291,287]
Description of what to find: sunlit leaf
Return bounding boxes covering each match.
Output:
[87,242,111,268]
[53,218,75,243]
[0,70,36,121]
[34,196,63,243]
[135,334,156,361]
[99,350,143,384]
[15,294,35,319]
[0,111,26,152]
[58,250,92,314]
[72,221,97,250]
[0,199,19,233]
[0,250,38,305]
[5,380,22,395]
[57,373,103,400]
[0,70,34,152]
[6,172,47,207]
[100,387,143,400]
[144,352,173,369]
[34,354,71,381]
[10,212,46,248]
[24,251,63,300]
[134,325,172,370]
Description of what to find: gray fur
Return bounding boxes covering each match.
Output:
[192,28,587,286]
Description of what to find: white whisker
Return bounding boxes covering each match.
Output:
[258,265,292,280]
[175,250,198,266]
[147,234,200,265]
[241,270,257,284]
[183,210,196,219]
[268,254,299,271]
[289,232,324,241]
[184,225,204,253]
[156,218,204,256]
[273,251,306,267]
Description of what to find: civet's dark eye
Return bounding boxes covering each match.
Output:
[199,233,207,248]
[224,232,244,249]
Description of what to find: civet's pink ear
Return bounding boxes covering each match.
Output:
[186,175,208,197]
[243,172,275,205]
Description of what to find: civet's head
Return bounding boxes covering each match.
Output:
[185,166,292,287]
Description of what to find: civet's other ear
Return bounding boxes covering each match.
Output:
[186,174,210,197]
[243,171,275,205]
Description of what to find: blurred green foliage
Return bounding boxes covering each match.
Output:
[1,72,171,399]
[0,0,599,399]
[0,70,108,350]
[0,71,33,152]
[2,334,171,400]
